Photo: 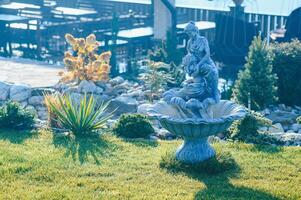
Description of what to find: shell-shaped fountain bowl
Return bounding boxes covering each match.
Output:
[148,100,246,138]
[147,100,246,163]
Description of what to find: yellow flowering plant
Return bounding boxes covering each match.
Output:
[59,33,111,83]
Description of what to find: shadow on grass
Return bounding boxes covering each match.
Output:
[0,129,38,144]
[160,151,280,200]
[193,173,280,200]
[52,133,116,165]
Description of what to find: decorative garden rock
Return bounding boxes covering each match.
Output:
[266,110,298,125]
[108,96,138,116]
[270,132,301,146]
[147,22,246,163]
[292,123,301,132]
[268,123,284,133]
[0,82,11,101]
[28,96,45,106]
[109,76,125,86]
[9,84,32,102]
[137,103,153,115]
[78,80,103,94]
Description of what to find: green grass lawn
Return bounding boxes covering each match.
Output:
[0,130,300,200]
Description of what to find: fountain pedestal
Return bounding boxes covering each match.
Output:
[176,137,215,163]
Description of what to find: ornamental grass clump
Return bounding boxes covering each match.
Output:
[112,114,155,138]
[59,33,111,83]
[45,94,113,136]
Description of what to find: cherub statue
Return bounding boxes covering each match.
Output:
[163,21,220,113]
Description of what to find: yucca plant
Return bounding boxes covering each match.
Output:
[45,94,114,136]
[44,93,63,129]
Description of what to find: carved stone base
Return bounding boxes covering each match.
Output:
[175,137,216,164]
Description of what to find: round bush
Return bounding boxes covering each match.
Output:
[227,110,272,139]
[0,101,35,130]
[112,114,155,138]
[226,110,283,145]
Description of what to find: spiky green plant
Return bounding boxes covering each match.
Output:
[45,94,113,136]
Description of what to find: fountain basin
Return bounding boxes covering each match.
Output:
[147,100,246,163]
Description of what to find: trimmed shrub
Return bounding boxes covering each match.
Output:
[232,36,278,110]
[271,40,301,106]
[112,114,154,138]
[227,110,283,145]
[0,101,35,130]
[228,110,272,139]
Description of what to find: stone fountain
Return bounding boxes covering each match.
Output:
[147,22,246,163]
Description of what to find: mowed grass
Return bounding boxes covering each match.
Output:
[0,129,300,200]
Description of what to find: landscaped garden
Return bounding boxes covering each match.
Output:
[0,31,300,199]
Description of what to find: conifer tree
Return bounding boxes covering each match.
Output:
[232,36,278,110]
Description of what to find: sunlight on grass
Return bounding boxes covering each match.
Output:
[0,130,300,199]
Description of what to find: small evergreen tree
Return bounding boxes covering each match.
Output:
[232,36,278,110]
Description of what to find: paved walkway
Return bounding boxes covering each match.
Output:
[0,57,63,87]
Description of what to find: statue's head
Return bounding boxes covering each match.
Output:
[184,21,199,38]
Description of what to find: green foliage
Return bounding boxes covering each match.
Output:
[297,116,301,124]
[227,110,279,144]
[228,110,272,138]
[147,30,186,88]
[112,114,154,138]
[0,101,35,130]
[139,61,172,102]
[45,94,113,136]
[221,82,234,100]
[148,31,186,87]
[166,62,186,87]
[148,30,184,66]
[159,150,237,175]
[148,43,168,63]
[271,40,301,106]
[232,36,278,110]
